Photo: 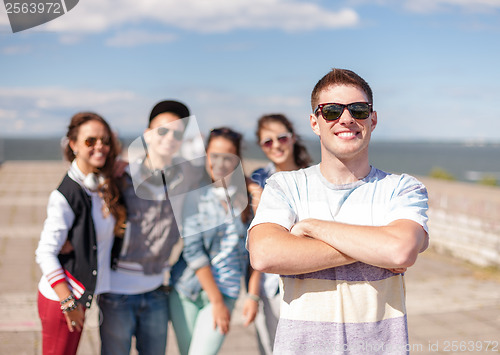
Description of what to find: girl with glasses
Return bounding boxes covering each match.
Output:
[35,112,126,355]
[169,127,258,355]
[249,114,312,355]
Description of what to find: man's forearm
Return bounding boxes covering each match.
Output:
[248,223,355,275]
[293,218,428,269]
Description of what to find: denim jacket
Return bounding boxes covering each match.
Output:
[170,186,249,301]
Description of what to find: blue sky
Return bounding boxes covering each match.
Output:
[1,0,499,141]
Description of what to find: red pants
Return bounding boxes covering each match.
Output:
[37,291,84,355]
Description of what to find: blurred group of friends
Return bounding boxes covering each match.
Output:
[35,68,429,355]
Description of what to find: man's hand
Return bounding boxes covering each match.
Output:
[387,267,407,274]
[113,159,129,178]
[249,223,355,275]
[286,218,427,269]
[290,220,313,239]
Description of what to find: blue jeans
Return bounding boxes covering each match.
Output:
[169,288,237,355]
[98,288,169,355]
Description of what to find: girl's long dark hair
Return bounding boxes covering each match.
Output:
[256,114,312,168]
[64,112,126,237]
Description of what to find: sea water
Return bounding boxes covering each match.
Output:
[1,137,499,183]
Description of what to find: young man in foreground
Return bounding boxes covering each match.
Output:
[248,68,429,354]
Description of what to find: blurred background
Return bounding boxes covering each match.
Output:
[0,2,499,354]
[1,0,500,183]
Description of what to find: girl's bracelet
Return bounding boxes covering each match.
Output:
[248,294,261,302]
[60,294,75,305]
[61,301,77,313]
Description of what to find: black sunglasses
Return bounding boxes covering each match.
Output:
[157,127,184,141]
[314,102,373,121]
[260,132,292,149]
[84,136,111,147]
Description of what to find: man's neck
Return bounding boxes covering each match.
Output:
[147,154,173,171]
[319,155,371,185]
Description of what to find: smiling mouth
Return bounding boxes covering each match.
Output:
[336,131,357,138]
[92,152,106,158]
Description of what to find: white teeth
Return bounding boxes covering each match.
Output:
[338,132,355,137]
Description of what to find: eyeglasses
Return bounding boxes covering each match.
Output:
[84,136,111,147]
[157,127,184,141]
[259,132,293,149]
[314,102,372,122]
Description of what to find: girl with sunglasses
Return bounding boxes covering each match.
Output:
[35,112,126,355]
[249,113,312,355]
[169,127,258,355]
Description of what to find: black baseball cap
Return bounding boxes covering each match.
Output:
[148,100,190,127]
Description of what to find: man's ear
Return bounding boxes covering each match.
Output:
[370,111,377,132]
[143,127,152,143]
[310,113,321,137]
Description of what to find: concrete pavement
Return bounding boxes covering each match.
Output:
[0,161,498,354]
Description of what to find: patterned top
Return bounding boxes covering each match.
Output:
[249,164,429,354]
[171,185,249,300]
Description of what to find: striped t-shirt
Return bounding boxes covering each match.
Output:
[249,165,428,354]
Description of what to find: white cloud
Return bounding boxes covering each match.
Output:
[1,45,32,55]
[14,120,25,130]
[106,30,177,47]
[404,0,499,13]
[0,85,312,137]
[426,0,500,9]
[0,109,17,120]
[0,87,136,108]
[0,86,144,136]
[348,0,500,13]
[0,6,9,27]
[178,87,311,138]
[42,0,359,34]
[1,82,498,141]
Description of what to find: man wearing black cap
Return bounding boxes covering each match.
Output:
[99,100,200,355]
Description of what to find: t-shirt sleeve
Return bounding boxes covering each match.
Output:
[249,174,297,231]
[386,174,429,233]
